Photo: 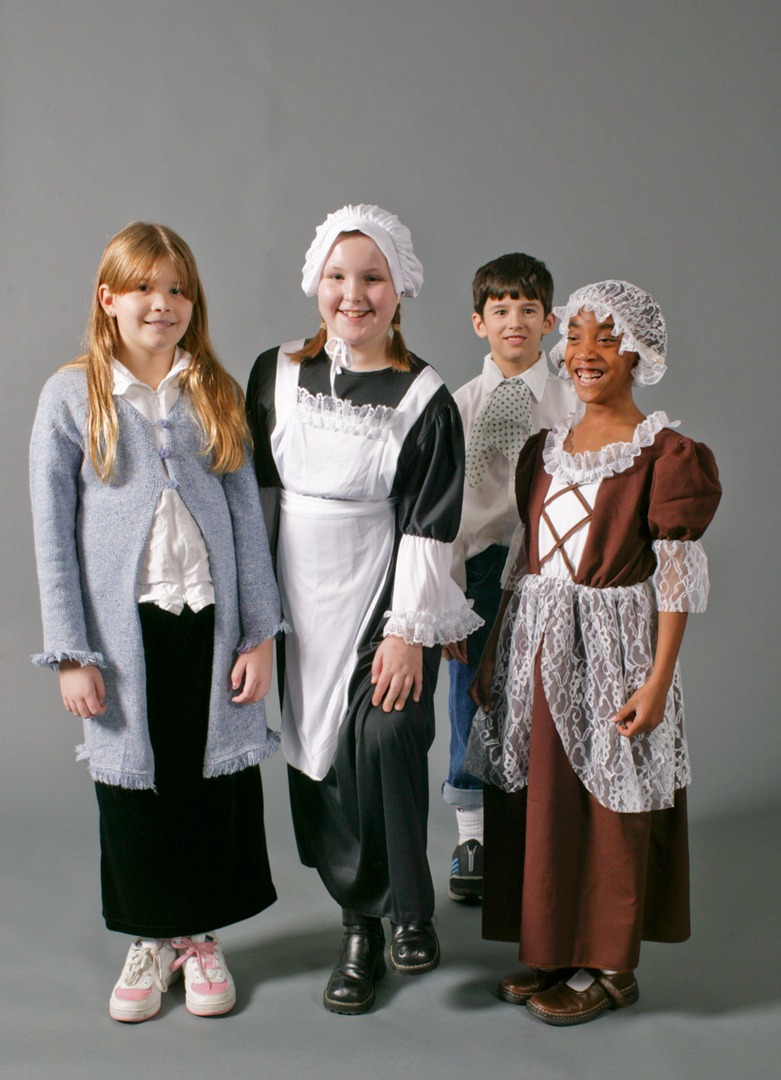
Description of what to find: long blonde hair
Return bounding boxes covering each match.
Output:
[67,222,249,481]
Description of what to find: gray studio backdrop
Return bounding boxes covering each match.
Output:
[4,2,778,840]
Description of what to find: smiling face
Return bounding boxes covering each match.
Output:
[317,232,400,368]
[472,293,555,376]
[564,308,638,406]
[99,264,193,373]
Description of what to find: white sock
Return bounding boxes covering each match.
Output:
[456,805,484,845]
[138,938,159,949]
[566,967,617,992]
[566,969,595,991]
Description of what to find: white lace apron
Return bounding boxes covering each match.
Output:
[271,342,443,780]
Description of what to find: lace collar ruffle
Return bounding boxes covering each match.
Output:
[543,410,677,484]
[296,386,395,440]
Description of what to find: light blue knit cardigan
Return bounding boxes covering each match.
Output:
[30,368,285,789]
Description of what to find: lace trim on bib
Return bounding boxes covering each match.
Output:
[543,411,678,485]
[296,386,396,440]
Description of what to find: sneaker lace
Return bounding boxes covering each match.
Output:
[123,945,168,992]
[172,938,224,987]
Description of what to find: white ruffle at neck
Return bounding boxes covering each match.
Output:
[543,411,678,485]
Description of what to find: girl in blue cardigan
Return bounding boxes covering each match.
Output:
[30,223,285,1023]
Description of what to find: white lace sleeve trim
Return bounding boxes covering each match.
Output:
[543,410,679,485]
[384,534,484,646]
[653,539,710,612]
[383,604,484,648]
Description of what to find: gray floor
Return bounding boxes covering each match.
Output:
[5,739,780,1080]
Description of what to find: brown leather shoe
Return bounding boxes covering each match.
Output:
[498,965,576,1005]
[526,970,639,1026]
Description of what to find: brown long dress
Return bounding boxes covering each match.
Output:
[467,418,721,970]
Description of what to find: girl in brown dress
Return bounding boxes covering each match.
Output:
[466,280,721,1025]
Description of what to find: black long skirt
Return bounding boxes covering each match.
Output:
[94,603,276,938]
[287,644,440,924]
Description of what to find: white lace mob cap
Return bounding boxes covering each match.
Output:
[551,279,668,386]
[301,204,423,299]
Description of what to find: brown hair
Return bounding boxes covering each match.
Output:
[472,252,554,317]
[66,222,249,481]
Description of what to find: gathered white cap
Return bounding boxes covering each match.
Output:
[551,279,668,386]
[301,204,423,298]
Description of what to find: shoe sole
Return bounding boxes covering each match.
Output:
[322,986,377,1015]
[185,992,236,1017]
[497,984,531,1006]
[447,885,482,904]
[526,984,639,1026]
[109,1002,161,1023]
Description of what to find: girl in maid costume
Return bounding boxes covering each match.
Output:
[247,204,481,1014]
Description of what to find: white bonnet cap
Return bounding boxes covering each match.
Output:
[551,279,667,386]
[301,204,423,299]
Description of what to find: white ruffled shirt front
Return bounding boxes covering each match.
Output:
[112,353,214,613]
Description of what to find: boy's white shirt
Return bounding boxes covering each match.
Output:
[451,351,577,591]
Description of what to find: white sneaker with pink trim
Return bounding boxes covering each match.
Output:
[109,939,180,1022]
[171,936,236,1016]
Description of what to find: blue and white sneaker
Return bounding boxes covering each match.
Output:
[448,840,483,904]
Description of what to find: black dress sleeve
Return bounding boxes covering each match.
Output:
[393,384,465,542]
[246,347,282,489]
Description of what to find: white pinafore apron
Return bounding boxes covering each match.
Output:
[271,342,442,780]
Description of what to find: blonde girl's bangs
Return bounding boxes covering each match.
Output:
[98,224,200,302]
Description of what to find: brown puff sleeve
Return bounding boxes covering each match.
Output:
[647,436,722,542]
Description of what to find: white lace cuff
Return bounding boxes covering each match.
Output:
[385,534,484,646]
[383,604,483,647]
[653,539,710,612]
[500,523,527,590]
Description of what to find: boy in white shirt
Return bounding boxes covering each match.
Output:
[444,253,576,902]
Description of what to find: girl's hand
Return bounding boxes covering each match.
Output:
[59,661,107,719]
[613,611,687,738]
[612,676,670,738]
[468,651,495,713]
[442,639,468,663]
[231,638,274,704]
[371,637,423,713]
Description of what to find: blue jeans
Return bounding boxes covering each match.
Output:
[442,544,508,808]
